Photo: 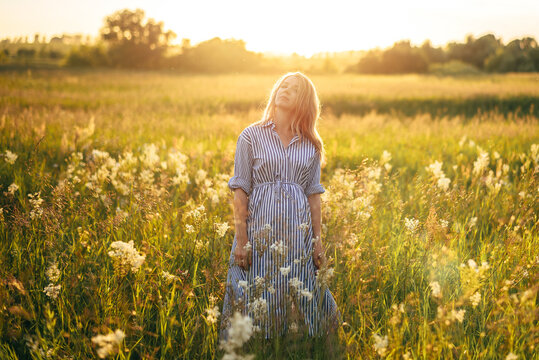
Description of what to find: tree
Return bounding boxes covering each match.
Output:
[171,37,262,73]
[100,8,176,68]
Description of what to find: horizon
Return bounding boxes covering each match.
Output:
[1,0,538,57]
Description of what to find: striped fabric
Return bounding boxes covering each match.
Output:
[220,119,340,340]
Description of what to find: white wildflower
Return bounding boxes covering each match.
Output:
[429,281,442,298]
[469,217,477,228]
[185,224,195,234]
[280,266,291,277]
[270,240,287,256]
[473,151,490,175]
[238,280,248,291]
[289,277,303,291]
[505,352,518,360]
[372,333,388,357]
[107,240,146,276]
[205,306,220,324]
[404,217,420,234]
[450,308,466,323]
[46,262,61,283]
[300,288,313,301]
[195,169,207,185]
[43,283,61,299]
[298,223,309,232]
[8,183,19,195]
[470,292,481,307]
[439,219,449,228]
[220,312,253,354]
[262,223,272,232]
[316,267,334,288]
[91,329,125,359]
[249,297,267,319]
[4,150,18,164]
[380,150,392,165]
[215,222,230,238]
[28,192,44,220]
[268,285,275,294]
[161,271,179,282]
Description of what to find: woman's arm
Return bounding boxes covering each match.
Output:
[308,193,326,269]
[233,188,251,270]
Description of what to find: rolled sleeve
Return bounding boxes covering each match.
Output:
[304,153,325,196]
[228,130,253,196]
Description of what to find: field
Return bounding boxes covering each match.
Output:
[0,70,538,359]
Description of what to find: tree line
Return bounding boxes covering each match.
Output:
[347,35,539,74]
[2,8,538,74]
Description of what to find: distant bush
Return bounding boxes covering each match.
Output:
[65,45,109,67]
[428,60,482,76]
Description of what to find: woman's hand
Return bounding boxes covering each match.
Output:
[234,238,251,271]
[313,236,326,270]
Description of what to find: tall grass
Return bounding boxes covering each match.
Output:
[0,70,538,359]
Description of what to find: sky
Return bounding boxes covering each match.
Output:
[1,0,538,56]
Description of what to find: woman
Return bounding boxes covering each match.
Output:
[220,72,340,341]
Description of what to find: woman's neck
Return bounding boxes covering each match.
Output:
[273,107,295,134]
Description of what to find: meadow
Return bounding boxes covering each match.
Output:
[0,69,538,359]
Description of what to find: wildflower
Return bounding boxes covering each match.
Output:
[404,217,420,234]
[469,217,477,228]
[205,306,220,324]
[315,266,334,288]
[46,262,61,283]
[298,223,309,232]
[107,240,146,276]
[439,219,449,228]
[238,280,248,290]
[470,292,481,307]
[4,150,18,164]
[249,297,267,319]
[185,224,195,234]
[268,285,275,294]
[289,322,298,332]
[215,222,230,238]
[28,192,44,220]
[467,259,478,271]
[243,242,252,252]
[195,169,207,185]
[429,281,442,298]
[372,333,388,357]
[254,276,265,288]
[289,277,303,291]
[450,308,466,323]
[505,353,518,360]
[91,329,125,359]
[380,150,392,165]
[8,183,19,195]
[161,271,179,282]
[280,266,291,277]
[262,223,272,232]
[43,283,61,299]
[220,312,254,354]
[473,151,490,175]
[270,240,287,256]
[300,288,313,301]
[426,161,451,191]
[437,176,451,191]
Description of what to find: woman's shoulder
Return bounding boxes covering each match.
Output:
[238,120,267,139]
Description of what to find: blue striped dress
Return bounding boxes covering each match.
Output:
[220,119,340,340]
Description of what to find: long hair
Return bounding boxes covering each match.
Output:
[256,72,325,162]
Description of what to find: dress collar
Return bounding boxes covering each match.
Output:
[261,119,275,128]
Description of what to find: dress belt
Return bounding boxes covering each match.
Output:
[253,180,302,201]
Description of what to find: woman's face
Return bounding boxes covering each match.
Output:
[275,76,300,111]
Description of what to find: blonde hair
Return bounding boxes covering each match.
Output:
[256,72,325,162]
